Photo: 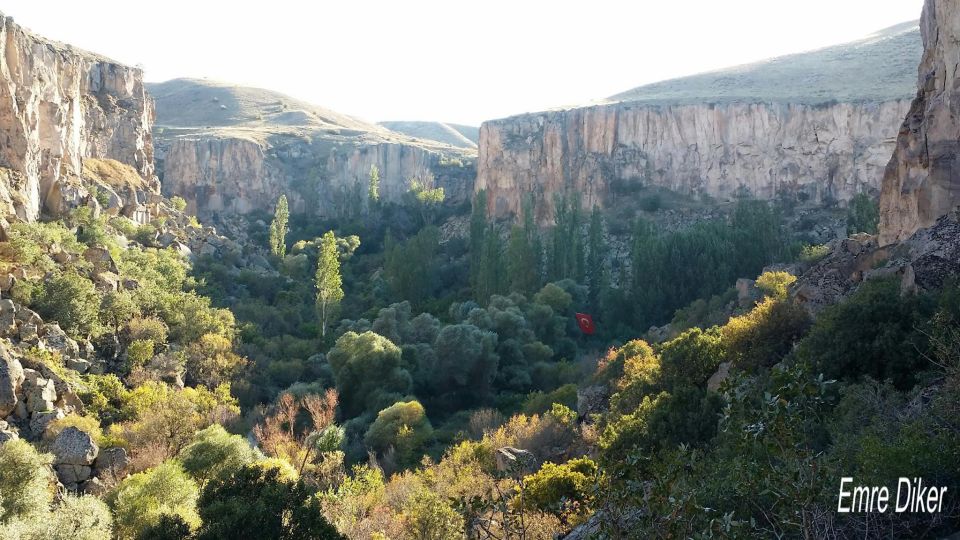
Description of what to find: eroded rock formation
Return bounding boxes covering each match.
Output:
[478,101,910,222]
[879,0,960,245]
[0,12,156,223]
[150,79,476,220]
[477,23,920,223]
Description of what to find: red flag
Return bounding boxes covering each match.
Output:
[575,313,595,335]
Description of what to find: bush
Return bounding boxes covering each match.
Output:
[796,278,934,389]
[658,327,723,389]
[754,271,796,300]
[720,298,811,372]
[0,439,53,522]
[523,457,597,521]
[108,461,200,539]
[365,400,434,469]
[327,331,412,417]
[196,464,345,539]
[178,425,261,487]
[33,272,102,338]
[171,196,188,212]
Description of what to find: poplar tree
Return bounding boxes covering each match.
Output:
[315,231,344,338]
[469,191,488,291]
[586,206,609,309]
[368,164,380,204]
[269,195,289,258]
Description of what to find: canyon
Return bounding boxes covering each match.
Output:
[477,23,922,223]
[0,12,157,227]
[149,79,476,220]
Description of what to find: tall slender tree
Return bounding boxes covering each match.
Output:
[586,206,609,309]
[315,231,344,338]
[269,195,289,258]
[470,190,488,291]
[368,164,381,204]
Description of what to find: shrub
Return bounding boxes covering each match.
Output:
[365,400,434,469]
[171,196,188,212]
[720,298,811,372]
[33,272,103,338]
[523,457,597,522]
[754,271,796,300]
[108,461,200,539]
[178,425,261,487]
[196,464,345,539]
[796,278,934,389]
[0,439,53,522]
[799,244,830,263]
[658,327,723,389]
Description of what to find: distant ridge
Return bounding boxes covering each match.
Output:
[379,121,479,149]
[609,21,921,106]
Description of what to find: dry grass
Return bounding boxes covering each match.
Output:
[82,158,146,190]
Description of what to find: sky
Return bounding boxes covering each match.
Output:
[4,0,923,126]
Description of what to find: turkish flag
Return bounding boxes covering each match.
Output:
[575,313,595,335]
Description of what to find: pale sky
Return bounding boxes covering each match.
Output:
[4,1,923,126]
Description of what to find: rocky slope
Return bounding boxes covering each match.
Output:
[477,23,921,222]
[0,12,157,226]
[878,0,960,245]
[149,79,476,220]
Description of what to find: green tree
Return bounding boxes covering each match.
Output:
[108,461,200,539]
[477,224,505,302]
[326,331,412,416]
[846,192,879,235]
[585,206,609,310]
[269,194,290,258]
[178,425,261,488]
[404,490,464,540]
[432,324,499,408]
[384,227,439,309]
[315,231,344,338]
[364,400,434,468]
[196,464,345,540]
[33,272,102,338]
[368,164,380,204]
[470,190,488,291]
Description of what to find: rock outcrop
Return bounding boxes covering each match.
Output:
[879,0,960,245]
[477,23,920,223]
[0,12,157,223]
[149,79,476,220]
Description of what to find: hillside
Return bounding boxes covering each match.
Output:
[379,121,479,149]
[610,21,920,105]
[146,79,476,220]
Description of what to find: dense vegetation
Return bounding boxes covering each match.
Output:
[0,178,956,539]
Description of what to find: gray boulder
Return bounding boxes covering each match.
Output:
[25,377,56,413]
[0,344,24,416]
[41,323,80,358]
[29,409,64,435]
[52,426,99,466]
[93,447,130,477]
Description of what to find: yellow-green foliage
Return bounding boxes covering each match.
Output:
[800,243,830,263]
[720,297,811,372]
[125,339,155,372]
[755,270,797,300]
[108,461,200,538]
[522,457,597,522]
[365,400,433,468]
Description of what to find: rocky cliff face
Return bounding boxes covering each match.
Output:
[879,0,960,245]
[0,13,156,223]
[150,79,475,220]
[478,23,920,223]
[478,100,910,222]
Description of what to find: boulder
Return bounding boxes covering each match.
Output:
[0,419,18,443]
[66,358,91,374]
[0,274,14,292]
[40,323,80,358]
[170,241,192,259]
[81,476,108,496]
[25,376,56,412]
[707,362,732,392]
[93,271,120,292]
[736,278,761,308]
[55,463,92,485]
[0,345,24,417]
[495,446,537,475]
[93,446,130,477]
[18,321,39,342]
[52,426,99,466]
[29,409,64,435]
[82,246,119,273]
